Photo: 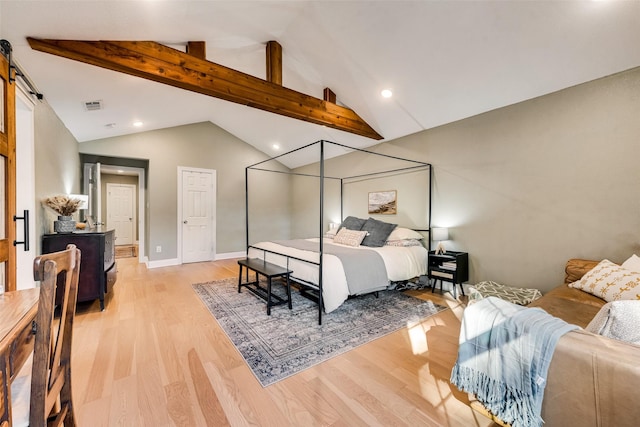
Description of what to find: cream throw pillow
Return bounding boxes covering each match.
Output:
[333,228,368,247]
[586,300,640,345]
[622,254,640,272]
[569,259,640,302]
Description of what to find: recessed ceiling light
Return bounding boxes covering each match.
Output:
[133,121,144,127]
[381,89,393,98]
[272,143,280,150]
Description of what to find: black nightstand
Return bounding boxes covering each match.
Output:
[428,250,469,299]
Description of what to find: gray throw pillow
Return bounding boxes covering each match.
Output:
[361,217,397,247]
[340,216,366,231]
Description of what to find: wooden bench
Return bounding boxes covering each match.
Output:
[237,258,293,315]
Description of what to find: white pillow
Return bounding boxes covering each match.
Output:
[622,254,640,272]
[569,259,640,302]
[586,300,640,345]
[325,227,339,237]
[333,228,368,247]
[386,227,423,241]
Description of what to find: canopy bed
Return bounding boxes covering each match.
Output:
[245,140,432,324]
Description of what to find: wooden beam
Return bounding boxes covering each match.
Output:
[265,41,282,86]
[27,38,382,140]
[186,41,206,60]
[323,88,336,104]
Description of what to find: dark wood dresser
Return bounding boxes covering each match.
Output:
[42,228,117,310]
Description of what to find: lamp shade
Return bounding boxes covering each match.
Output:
[69,194,89,210]
[432,227,449,241]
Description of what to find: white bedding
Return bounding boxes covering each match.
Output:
[248,238,428,313]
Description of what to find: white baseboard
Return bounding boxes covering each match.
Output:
[216,251,246,260]
[146,258,180,269]
[144,252,244,269]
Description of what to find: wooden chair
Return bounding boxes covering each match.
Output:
[14,244,81,427]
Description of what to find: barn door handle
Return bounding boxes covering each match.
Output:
[13,209,29,251]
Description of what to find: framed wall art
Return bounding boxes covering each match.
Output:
[368,190,397,215]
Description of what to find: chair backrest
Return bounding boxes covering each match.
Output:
[30,244,80,427]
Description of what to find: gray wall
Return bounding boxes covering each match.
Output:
[34,100,81,252]
[41,61,640,292]
[295,67,640,293]
[79,121,291,260]
[291,149,430,237]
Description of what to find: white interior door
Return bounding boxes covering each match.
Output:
[180,168,215,264]
[107,183,135,245]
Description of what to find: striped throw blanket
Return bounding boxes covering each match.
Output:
[450,297,578,427]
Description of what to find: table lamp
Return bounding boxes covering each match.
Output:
[432,227,449,255]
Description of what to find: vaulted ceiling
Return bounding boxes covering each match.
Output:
[2,1,639,168]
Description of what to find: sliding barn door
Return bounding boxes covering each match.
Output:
[0,47,17,291]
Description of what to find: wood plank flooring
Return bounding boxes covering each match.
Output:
[70,258,499,426]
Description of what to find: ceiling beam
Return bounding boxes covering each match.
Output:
[265,40,282,86]
[323,88,336,104]
[27,38,383,140]
[186,41,206,60]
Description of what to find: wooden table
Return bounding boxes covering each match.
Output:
[0,288,39,427]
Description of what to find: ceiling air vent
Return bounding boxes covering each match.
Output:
[83,100,103,111]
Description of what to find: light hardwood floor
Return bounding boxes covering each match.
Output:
[69,257,499,426]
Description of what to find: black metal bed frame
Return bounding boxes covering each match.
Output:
[245,139,432,324]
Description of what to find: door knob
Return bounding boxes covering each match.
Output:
[183,220,188,224]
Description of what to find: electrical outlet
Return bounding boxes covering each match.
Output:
[156,246,162,253]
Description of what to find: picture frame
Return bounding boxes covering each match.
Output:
[85,215,95,229]
[368,190,397,215]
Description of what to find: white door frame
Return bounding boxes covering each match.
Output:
[15,84,36,290]
[177,166,216,264]
[100,165,146,263]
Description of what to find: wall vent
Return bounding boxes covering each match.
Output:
[83,100,103,111]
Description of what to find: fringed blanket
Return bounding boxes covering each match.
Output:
[450,297,578,427]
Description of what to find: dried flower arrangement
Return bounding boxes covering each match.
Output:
[42,195,83,216]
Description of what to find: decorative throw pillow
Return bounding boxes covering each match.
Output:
[622,254,640,272]
[586,300,640,345]
[324,227,339,239]
[385,239,423,247]
[387,227,423,241]
[361,217,397,247]
[569,259,640,302]
[339,216,366,231]
[333,228,368,247]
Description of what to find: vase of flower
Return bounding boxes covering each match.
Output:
[43,195,83,233]
[53,215,76,233]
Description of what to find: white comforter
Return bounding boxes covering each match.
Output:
[248,238,428,313]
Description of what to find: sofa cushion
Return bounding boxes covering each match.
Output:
[564,258,600,284]
[528,284,604,328]
[569,259,640,302]
[586,300,640,345]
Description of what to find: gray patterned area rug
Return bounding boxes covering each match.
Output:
[192,277,447,387]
